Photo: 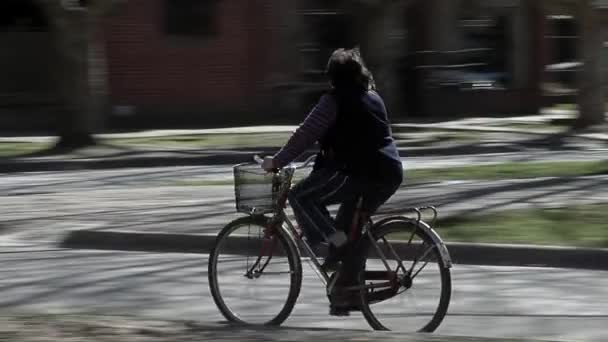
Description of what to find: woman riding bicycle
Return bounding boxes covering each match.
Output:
[262,47,403,315]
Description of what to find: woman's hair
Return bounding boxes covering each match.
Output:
[325,47,375,92]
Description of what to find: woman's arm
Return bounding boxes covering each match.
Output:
[272,94,337,168]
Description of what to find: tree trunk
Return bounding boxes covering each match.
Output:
[575,0,605,129]
[347,0,409,116]
[430,0,461,52]
[38,0,112,149]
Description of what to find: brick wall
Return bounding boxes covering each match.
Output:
[103,0,280,126]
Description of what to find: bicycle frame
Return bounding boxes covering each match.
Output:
[248,156,450,297]
[281,214,330,283]
[265,208,405,297]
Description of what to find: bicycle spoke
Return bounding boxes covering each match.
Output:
[407,242,434,276]
[368,229,392,271]
[411,259,431,280]
[381,237,407,274]
[246,224,251,271]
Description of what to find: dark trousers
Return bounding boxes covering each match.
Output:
[288,167,401,247]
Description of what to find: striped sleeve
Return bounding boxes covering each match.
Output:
[273,94,337,167]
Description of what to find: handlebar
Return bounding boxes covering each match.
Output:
[295,154,316,169]
[253,154,316,171]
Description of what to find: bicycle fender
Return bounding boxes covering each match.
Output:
[373,216,452,269]
[417,220,452,268]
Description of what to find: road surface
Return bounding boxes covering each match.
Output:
[2,161,608,341]
[1,239,607,341]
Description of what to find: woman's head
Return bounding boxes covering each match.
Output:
[325,47,375,92]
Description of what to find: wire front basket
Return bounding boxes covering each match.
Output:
[233,163,295,215]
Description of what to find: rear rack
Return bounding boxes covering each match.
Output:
[399,206,438,227]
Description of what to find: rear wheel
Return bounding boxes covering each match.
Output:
[208,216,302,326]
[359,219,451,332]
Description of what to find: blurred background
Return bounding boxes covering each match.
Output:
[1,1,608,341]
[0,0,606,138]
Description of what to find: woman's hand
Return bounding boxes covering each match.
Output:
[261,156,277,172]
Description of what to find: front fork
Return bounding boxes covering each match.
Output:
[244,215,281,279]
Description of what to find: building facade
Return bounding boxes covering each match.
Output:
[103,0,288,128]
[0,0,289,131]
[0,0,606,132]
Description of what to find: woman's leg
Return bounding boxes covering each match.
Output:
[288,168,352,247]
[329,178,402,313]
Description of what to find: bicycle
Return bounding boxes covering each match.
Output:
[208,155,452,332]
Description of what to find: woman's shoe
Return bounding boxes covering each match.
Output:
[321,243,348,273]
[328,289,361,316]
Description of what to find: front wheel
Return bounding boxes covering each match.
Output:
[208,216,302,326]
[358,219,451,332]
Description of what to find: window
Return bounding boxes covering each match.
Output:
[0,0,48,32]
[454,2,510,88]
[164,0,219,37]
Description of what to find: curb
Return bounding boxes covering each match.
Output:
[0,143,528,173]
[61,230,608,271]
[0,154,254,173]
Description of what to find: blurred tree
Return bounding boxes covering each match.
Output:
[575,0,605,128]
[345,0,411,116]
[36,0,125,149]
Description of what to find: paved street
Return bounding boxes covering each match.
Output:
[2,156,608,341]
[1,239,608,341]
[2,162,608,244]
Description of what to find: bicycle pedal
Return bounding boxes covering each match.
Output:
[329,306,351,317]
[366,287,399,304]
